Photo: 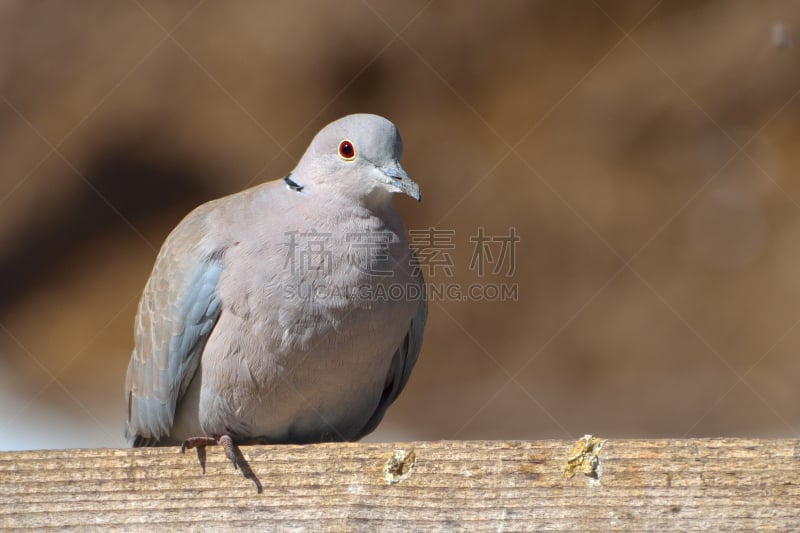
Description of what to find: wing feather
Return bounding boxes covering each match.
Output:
[125,207,224,445]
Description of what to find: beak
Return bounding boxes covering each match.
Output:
[381,163,421,202]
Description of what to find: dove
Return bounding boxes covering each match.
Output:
[125,114,426,465]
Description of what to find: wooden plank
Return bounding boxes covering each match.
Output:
[1,438,799,531]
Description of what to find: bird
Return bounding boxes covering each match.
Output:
[124,113,426,466]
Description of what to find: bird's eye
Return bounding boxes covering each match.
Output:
[338,140,356,161]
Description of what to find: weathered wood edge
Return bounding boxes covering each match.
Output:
[1,438,799,531]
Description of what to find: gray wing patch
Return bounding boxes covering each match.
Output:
[168,261,222,401]
[125,253,223,445]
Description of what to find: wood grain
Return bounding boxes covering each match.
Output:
[1,439,799,531]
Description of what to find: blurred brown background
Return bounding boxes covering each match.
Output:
[1,0,799,450]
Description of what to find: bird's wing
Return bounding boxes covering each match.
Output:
[125,207,224,446]
[357,280,427,439]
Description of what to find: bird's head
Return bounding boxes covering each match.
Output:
[293,114,421,205]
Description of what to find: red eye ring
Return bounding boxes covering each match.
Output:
[338,140,356,160]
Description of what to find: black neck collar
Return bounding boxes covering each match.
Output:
[283,173,304,192]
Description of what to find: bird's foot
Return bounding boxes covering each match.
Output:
[179,434,262,493]
[180,436,218,453]
[181,434,238,470]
